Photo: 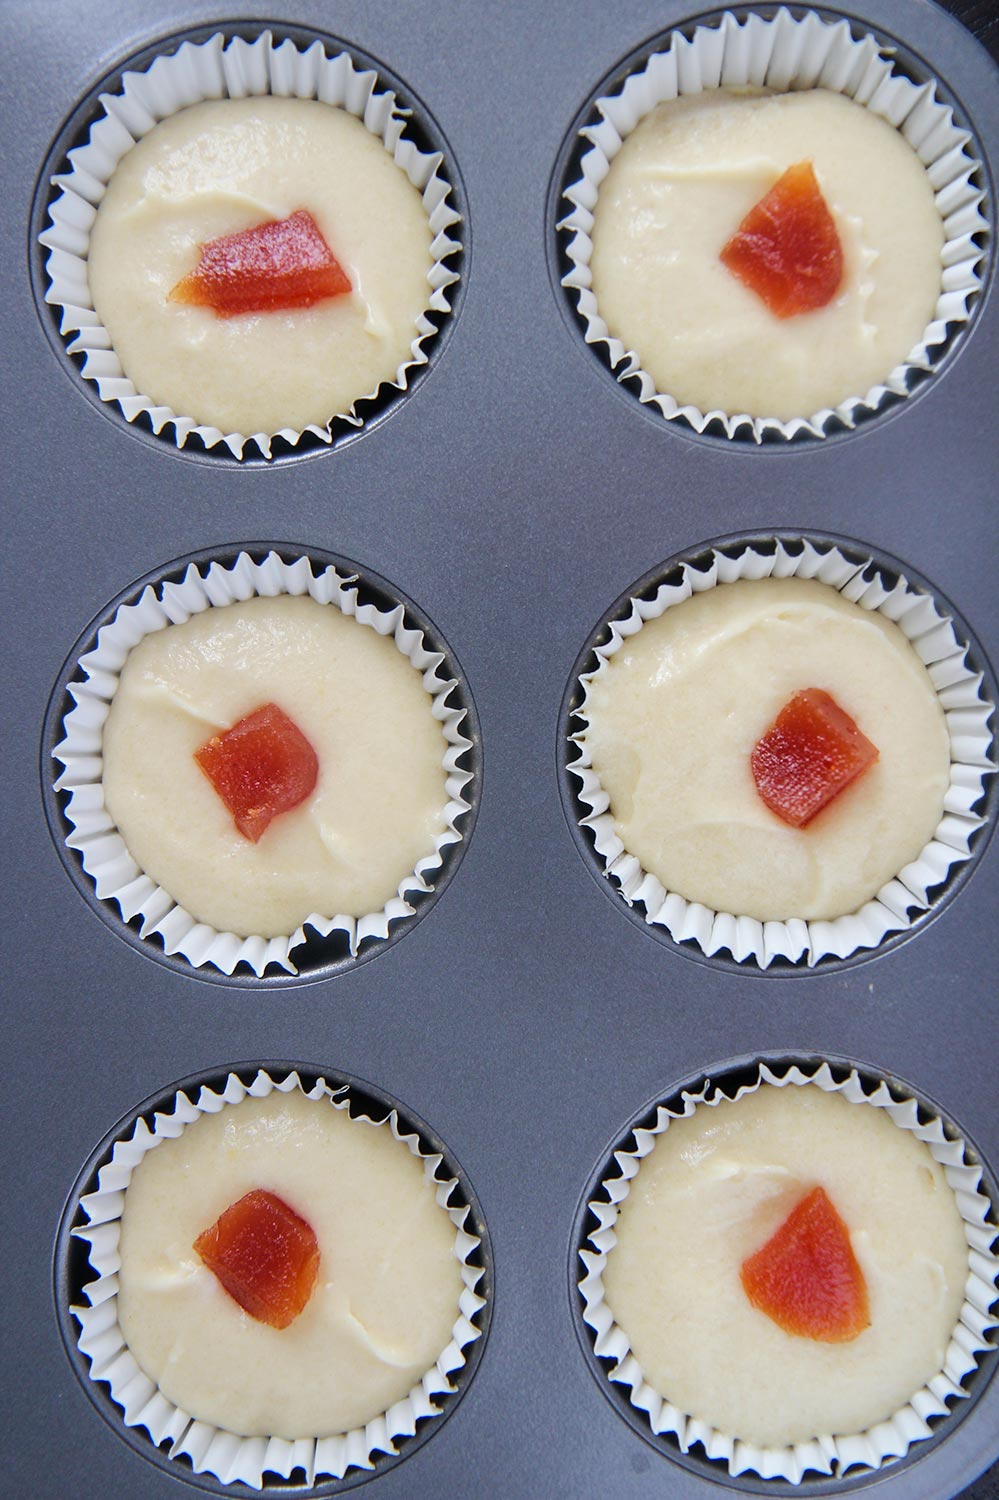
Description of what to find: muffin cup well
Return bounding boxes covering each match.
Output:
[39,26,462,460]
[563,534,996,969]
[63,1065,490,1491]
[47,545,477,980]
[575,1055,999,1485]
[557,6,989,443]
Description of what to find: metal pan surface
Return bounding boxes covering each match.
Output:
[2,2,996,1498]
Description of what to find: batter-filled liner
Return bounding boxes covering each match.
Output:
[558,7,988,442]
[577,1058,999,1482]
[51,548,475,977]
[39,28,461,458]
[566,536,995,967]
[69,1067,488,1488]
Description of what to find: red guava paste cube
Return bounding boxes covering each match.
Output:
[170,209,351,317]
[750,688,878,828]
[194,702,319,843]
[719,161,843,319]
[740,1185,870,1343]
[194,1189,320,1330]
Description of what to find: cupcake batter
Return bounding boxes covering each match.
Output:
[101,595,450,936]
[603,1084,968,1446]
[589,89,944,419]
[117,1089,464,1437]
[580,576,950,922]
[87,97,433,433]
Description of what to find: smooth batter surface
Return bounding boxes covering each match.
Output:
[88,98,433,432]
[101,596,449,936]
[581,577,950,921]
[603,1085,968,1446]
[590,89,944,419]
[117,1090,463,1437]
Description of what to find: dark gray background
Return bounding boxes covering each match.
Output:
[945,0,998,62]
[2,2,996,1498]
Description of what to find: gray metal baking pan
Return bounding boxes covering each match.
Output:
[2,1,997,1497]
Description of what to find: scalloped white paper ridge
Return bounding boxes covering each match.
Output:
[40,30,462,458]
[52,549,475,975]
[568,539,995,968]
[579,1061,999,1483]
[71,1068,487,1489]
[560,7,988,442]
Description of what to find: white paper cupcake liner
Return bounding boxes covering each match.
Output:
[70,1067,488,1489]
[578,1058,999,1483]
[40,28,461,458]
[51,548,475,976]
[567,537,995,968]
[559,6,988,441]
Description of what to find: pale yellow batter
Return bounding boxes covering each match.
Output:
[117,1090,464,1437]
[87,97,433,433]
[590,89,944,419]
[580,577,950,921]
[603,1085,968,1446]
[101,596,449,936]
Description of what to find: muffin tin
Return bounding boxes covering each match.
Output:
[6,1,998,1498]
